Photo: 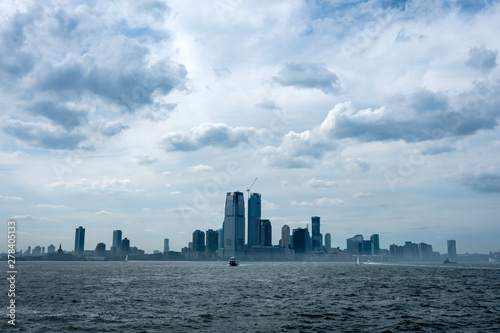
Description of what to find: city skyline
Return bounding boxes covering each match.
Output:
[1,1,499,255]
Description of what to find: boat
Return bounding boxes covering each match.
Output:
[443,258,456,264]
[124,255,128,262]
[228,257,238,266]
[356,256,360,266]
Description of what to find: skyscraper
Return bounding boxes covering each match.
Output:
[292,227,311,254]
[224,191,245,257]
[74,226,85,255]
[247,193,261,247]
[259,219,272,246]
[193,230,205,252]
[112,230,122,255]
[447,240,457,262]
[324,233,331,253]
[120,238,130,256]
[281,224,290,249]
[206,229,219,253]
[370,234,380,255]
[311,216,322,252]
[164,238,169,253]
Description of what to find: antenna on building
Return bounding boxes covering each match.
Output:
[246,177,257,200]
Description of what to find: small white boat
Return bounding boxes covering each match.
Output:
[356,256,360,266]
[124,255,128,262]
[229,257,238,266]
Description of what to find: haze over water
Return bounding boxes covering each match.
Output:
[3,261,500,332]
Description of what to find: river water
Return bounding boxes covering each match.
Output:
[2,261,500,332]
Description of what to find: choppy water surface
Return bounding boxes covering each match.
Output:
[2,261,500,332]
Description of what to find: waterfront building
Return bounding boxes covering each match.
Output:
[346,235,363,254]
[206,229,219,253]
[119,238,130,256]
[47,244,55,254]
[164,238,169,253]
[311,216,322,252]
[260,219,272,246]
[74,226,85,255]
[370,234,380,255]
[248,193,261,247]
[32,246,42,255]
[112,230,122,255]
[281,224,290,249]
[224,191,245,257]
[292,227,311,254]
[447,240,457,262]
[324,233,331,253]
[95,243,106,256]
[193,230,205,252]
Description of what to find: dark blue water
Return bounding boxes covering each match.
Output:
[2,261,500,332]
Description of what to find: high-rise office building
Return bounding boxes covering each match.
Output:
[324,233,331,253]
[224,191,245,257]
[95,243,106,256]
[259,219,272,246]
[120,238,130,256]
[164,238,169,253]
[48,244,55,254]
[112,230,122,255]
[248,193,261,247]
[346,234,363,254]
[447,240,457,262]
[311,216,322,252]
[292,227,311,254]
[206,229,219,253]
[370,234,380,255]
[281,224,290,249]
[74,226,85,255]
[193,230,205,252]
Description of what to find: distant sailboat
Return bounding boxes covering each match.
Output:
[124,255,128,262]
[356,256,360,266]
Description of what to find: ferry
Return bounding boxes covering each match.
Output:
[229,257,239,266]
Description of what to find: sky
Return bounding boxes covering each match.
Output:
[0,0,499,255]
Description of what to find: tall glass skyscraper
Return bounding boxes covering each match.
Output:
[259,219,272,246]
[247,193,261,247]
[447,240,457,262]
[74,226,85,255]
[224,191,245,257]
[281,224,290,249]
[311,216,322,252]
[112,230,122,255]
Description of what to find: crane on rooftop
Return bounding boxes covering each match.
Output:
[246,177,257,200]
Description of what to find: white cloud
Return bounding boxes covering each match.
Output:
[188,164,214,173]
[0,195,23,201]
[304,178,336,188]
[352,192,374,198]
[45,178,132,194]
[95,210,112,215]
[262,199,279,210]
[314,198,344,206]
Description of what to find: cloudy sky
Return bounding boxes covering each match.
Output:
[1,0,499,254]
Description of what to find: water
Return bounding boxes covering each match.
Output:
[2,261,500,332]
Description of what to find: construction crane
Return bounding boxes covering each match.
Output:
[246,177,257,200]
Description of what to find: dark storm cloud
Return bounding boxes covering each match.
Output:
[466,47,497,72]
[272,62,340,94]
